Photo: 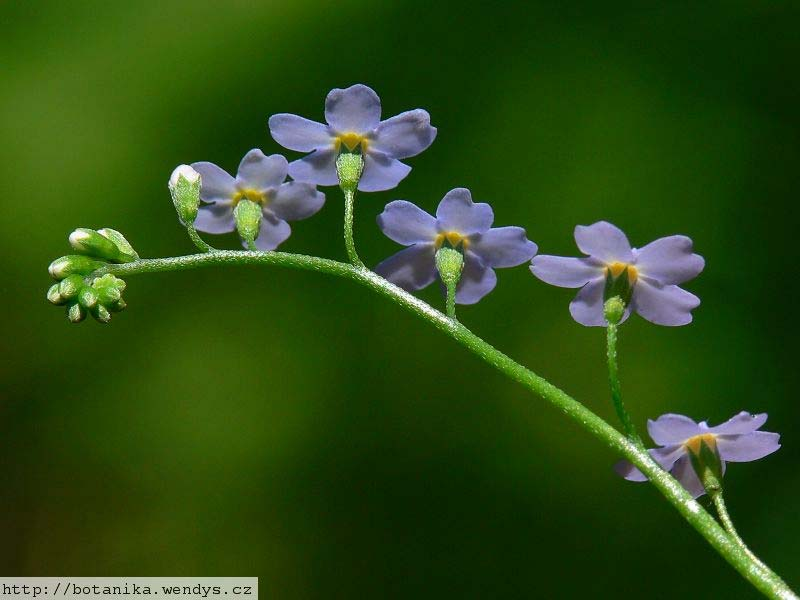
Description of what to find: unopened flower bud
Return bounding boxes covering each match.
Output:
[49,255,106,280]
[92,274,126,305]
[604,296,626,325]
[234,199,262,246]
[96,228,139,260]
[58,274,85,300]
[169,164,202,226]
[47,284,65,305]
[78,287,99,310]
[67,302,86,323]
[69,228,125,261]
[435,247,464,289]
[91,304,112,324]
[336,152,364,194]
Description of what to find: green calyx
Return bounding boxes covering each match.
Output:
[336,151,364,194]
[69,227,138,263]
[688,437,724,495]
[233,199,262,246]
[603,266,633,307]
[169,166,202,226]
[47,273,128,324]
[435,247,465,288]
[604,296,626,325]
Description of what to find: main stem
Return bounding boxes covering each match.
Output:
[606,322,642,445]
[343,189,363,267]
[94,251,796,600]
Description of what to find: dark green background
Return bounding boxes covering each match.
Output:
[2,1,798,597]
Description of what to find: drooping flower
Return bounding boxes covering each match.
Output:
[268,84,437,192]
[190,149,325,250]
[616,412,780,498]
[530,221,704,326]
[375,188,537,304]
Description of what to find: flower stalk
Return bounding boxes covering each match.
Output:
[89,249,794,600]
[604,297,642,445]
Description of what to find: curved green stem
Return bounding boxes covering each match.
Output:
[186,226,214,253]
[343,190,363,267]
[711,490,770,570]
[606,322,642,445]
[93,250,796,600]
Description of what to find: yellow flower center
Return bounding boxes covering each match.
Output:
[232,188,268,206]
[335,132,369,152]
[435,231,468,250]
[605,261,639,284]
[684,433,717,456]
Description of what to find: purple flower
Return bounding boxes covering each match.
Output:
[530,221,704,326]
[268,84,437,192]
[191,149,325,250]
[375,188,538,304]
[616,412,780,498]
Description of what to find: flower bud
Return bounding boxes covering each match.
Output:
[47,284,66,305]
[58,274,85,300]
[49,255,106,280]
[234,199,262,246]
[92,274,126,305]
[69,228,117,258]
[67,302,86,323]
[78,287,99,310]
[97,228,139,260]
[604,296,626,325]
[169,164,202,226]
[91,304,112,324]
[435,247,464,289]
[336,152,364,194]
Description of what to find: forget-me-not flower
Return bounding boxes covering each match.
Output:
[530,221,704,326]
[269,84,437,192]
[375,188,538,304]
[616,412,780,498]
[191,149,325,250]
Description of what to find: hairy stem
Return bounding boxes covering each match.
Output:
[445,280,457,320]
[711,491,770,570]
[186,226,214,253]
[94,250,796,600]
[606,322,642,445]
[343,190,363,267]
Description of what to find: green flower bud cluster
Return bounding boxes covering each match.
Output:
[47,274,127,323]
[47,228,137,323]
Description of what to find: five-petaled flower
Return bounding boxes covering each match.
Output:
[530,221,704,326]
[269,84,437,192]
[616,412,780,498]
[375,188,538,304]
[191,149,325,250]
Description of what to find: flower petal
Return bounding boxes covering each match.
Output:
[249,212,291,251]
[371,109,437,159]
[194,203,235,234]
[287,149,339,186]
[708,412,768,436]
[190,161,236,203]
[358,151,412,192]
[633,235,705,285]
[647,413,702,445]
[269,182,325,221]
[530,255,603,288]
[374,243,437,291]
[435,188,494,236]
[268,114,332,152]
[455,252,497,304]
[716,432,781,463]
[671,454,706,498]
[325,84,381,133]
[468,227,537,268]
[574,221,633,263]
[568,278,607,326]
[377,200,438,245]
[236,150,288,190]
[632,280,700,326]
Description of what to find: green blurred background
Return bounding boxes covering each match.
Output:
[2,1,799,597]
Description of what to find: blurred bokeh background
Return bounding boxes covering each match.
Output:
[2,1,799,597]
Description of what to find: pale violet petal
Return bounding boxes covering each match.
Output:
[632,280,700,326]
[287,149,339,186]
[468,227,537,268]
[374,243,437,291]
[708,412,768,436]
[455,252,497,304]
[194,203,235,234]
[633,235,705,285]
[359,151,411,192]
[325,84,381,133]
[647,414,703,445]
[574,221,633,263]
[530,255,603,288]
[716,432,781,463]
[435,188,493,236]
[568,277,607,326]
[249,213,291,251]
[236,150,288,190]
[377,200,438,245]
[191,161,236,203]
[269,182,325,221]
[268,114,333,152]
[371,109,437,159]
